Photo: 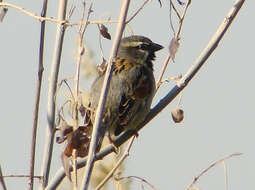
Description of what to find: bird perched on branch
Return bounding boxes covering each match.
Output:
[86,35,163,151]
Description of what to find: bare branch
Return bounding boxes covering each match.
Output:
[176,0,191,38]
[0,2,66,23]
[223,161,228,190]
[170,0,181,20]
[69,2,93,189]
[3,175,42,179]
[187,153,242,189]
[156,54,171,90]
[80,0,131,189]
[67,20,118,26]
[156,1,190,90]
[115,175,158,190]
[0,2,117,25]
[126,0,151,24]
[29,0,48,189]
[0,165,7,190]
[95,136,136,190]
[39,0,68,189]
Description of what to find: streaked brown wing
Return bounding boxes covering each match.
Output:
[113,59,152,136]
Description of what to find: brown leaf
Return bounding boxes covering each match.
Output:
[63,126,92,158]
[99,24,111,40]
[59,125,93,180]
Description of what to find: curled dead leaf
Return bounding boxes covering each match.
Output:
[169,37,180,62]
[0,8,8,22]
[99,24,111,40]
[60,126,92,181]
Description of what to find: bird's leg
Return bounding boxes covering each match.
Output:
[107,132,120,154]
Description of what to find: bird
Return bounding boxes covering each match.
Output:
[86,35,163,151]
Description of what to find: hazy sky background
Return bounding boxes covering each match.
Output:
[0,0,254,189]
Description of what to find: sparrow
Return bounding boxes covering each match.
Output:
[86,35,163,150]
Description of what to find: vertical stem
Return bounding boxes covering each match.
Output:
[80,0,131,189]
[39,0,68,189]
[0,164,7,190]
[29,0,48,189]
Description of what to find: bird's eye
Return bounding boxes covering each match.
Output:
[136,44,147,50]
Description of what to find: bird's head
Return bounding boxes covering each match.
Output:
[117,35,163,66]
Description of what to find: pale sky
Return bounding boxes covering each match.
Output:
[0,0,254,189]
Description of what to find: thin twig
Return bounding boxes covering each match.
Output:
[60,79,75,101]
[29,0,48,189]
[0,2,117,26]
[116,175,158,190]
[45,0,245,188]
[126,0,151,24]
[0,165,7,190]
[170,0,181,20]
[187,153,242,189]
[67,20,118,26]
[156,0,190,90]
[158,74,182,88]
[3,175,42,179]
[169,1,176,36]
[39,0,68,189]
[71,2,93,189]
[156,54,171,90]
[0,2,66,23]
[95,136,136,190]
[97,24,105,60]
[223,161,228,190]
[176,0,191,38]
[80,0,131,189]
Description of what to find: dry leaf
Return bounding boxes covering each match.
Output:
[99,24,111,40]
[169,37,180,62]
[0,8,8,22]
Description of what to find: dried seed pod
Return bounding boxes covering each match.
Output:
[99,24,111,40]
[171,108,184,123]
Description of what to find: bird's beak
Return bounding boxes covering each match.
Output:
[151,43,164,52]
